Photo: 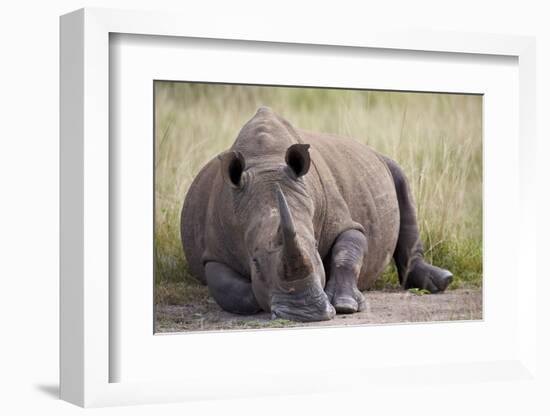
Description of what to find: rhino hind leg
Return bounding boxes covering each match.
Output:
[325,229,368,314]
[204,262,261,315]
[382,156,453,293]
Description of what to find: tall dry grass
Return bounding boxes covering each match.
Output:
[154,82,482,302]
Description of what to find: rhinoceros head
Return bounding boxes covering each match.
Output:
[216,108,335,322]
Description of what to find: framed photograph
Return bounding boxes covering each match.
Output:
[60,8,538,408]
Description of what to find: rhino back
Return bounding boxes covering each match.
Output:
[300,129,400,290]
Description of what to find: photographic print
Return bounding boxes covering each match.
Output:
[154,82,482,332]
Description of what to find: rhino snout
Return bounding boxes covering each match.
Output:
[270,278,335,322]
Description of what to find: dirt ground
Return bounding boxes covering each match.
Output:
[155,288,482,333]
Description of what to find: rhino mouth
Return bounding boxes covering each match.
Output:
[270,278,336,322]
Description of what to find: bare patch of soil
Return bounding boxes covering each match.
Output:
[155,288,482,333]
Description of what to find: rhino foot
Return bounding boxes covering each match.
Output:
[404,262,453,293]
[335,290,367,314]
[325,280,367,314]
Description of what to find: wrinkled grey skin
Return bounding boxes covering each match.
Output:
[181,107,453,322]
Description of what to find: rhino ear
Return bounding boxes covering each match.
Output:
[285,143,311,178]
[218,150,245,188]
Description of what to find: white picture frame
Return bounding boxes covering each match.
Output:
[60,7,538,408]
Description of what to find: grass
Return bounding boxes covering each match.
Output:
[154,82,483,307]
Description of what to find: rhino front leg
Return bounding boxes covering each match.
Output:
[325,229,367,314]
[204,262,261,315]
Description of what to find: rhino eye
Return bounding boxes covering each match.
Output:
[252,257,261,274]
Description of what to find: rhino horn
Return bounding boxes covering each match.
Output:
[276,184,313,281]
